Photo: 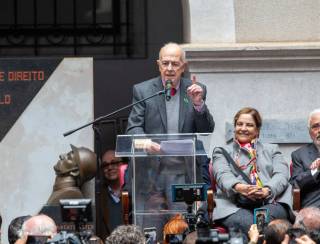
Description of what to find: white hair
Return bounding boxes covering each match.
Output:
[158,42,186,62]
[22,214,57,236]
[308,108,320,128]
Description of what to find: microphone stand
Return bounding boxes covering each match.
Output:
[63,90,165,137]
[63,89,165,236]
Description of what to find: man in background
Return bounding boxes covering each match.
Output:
[15,214,57,244]
[8,215,31,244]
[291,109,320,208]
[294,207,320,231]
[105,225,145,244]
[99,149,127,240]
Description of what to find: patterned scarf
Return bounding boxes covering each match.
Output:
[236,139,263,187]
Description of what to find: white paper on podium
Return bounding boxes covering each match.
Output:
[160,139,194,155]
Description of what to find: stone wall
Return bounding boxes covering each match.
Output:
[181,0,320,162]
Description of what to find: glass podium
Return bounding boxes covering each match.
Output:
[115,133,212,241]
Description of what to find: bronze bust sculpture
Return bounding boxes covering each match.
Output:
[47,145,96,205]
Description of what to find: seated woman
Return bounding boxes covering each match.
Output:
[211,107,292,238]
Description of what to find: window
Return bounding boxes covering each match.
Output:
[0,0,147,58]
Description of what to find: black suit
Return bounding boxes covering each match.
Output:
[291,143,320,208]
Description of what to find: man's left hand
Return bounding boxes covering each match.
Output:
[187,76,204,106]
[310,158,320,170]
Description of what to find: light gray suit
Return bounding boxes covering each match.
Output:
[211,141,292,234]
[126,76,214,134]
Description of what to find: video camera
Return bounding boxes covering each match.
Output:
[46,199,93,244]
[196,225,244,244]
[172,183,207,204]
[60,199,92,225]
[171,183,207,232]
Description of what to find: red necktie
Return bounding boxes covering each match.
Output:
[171,88,177,96]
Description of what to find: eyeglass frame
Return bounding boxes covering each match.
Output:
[101,159,124,169]
[310,122,320,131]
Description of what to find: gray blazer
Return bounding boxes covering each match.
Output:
[126,76,214,134]
[211,141,292,220]
[291,143,320,208]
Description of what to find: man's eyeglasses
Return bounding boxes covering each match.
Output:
[101,160,122,168]
[159,60,183,70]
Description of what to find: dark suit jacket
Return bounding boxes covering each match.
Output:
[291,143,320,208]
[126,76,214,134]
[98,181,123,241]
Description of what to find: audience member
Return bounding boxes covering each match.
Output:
[264,219,292,244]
[14,214,57,244]
[163,214,188,244]
[294,207,320,231]
[8,215,31,244]
[294,235,316,244]
[105,224,145,244]
[47,144,97,205]
[275,207,320,244]
[212,107,292,240]
[23,214,57,236]
[281,234,316,244]
[248,219,292,244]
[291,108,320,208]
[99,149,127,240]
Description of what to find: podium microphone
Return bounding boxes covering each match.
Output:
[165,80,173,101]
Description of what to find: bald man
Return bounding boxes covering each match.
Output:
[15,214,57,244]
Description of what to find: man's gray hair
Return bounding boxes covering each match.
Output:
[158,42,186,63]
[8,215,31,244]
[105,224,145,244]
[294,207,320,231]
[308,108,320,128]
